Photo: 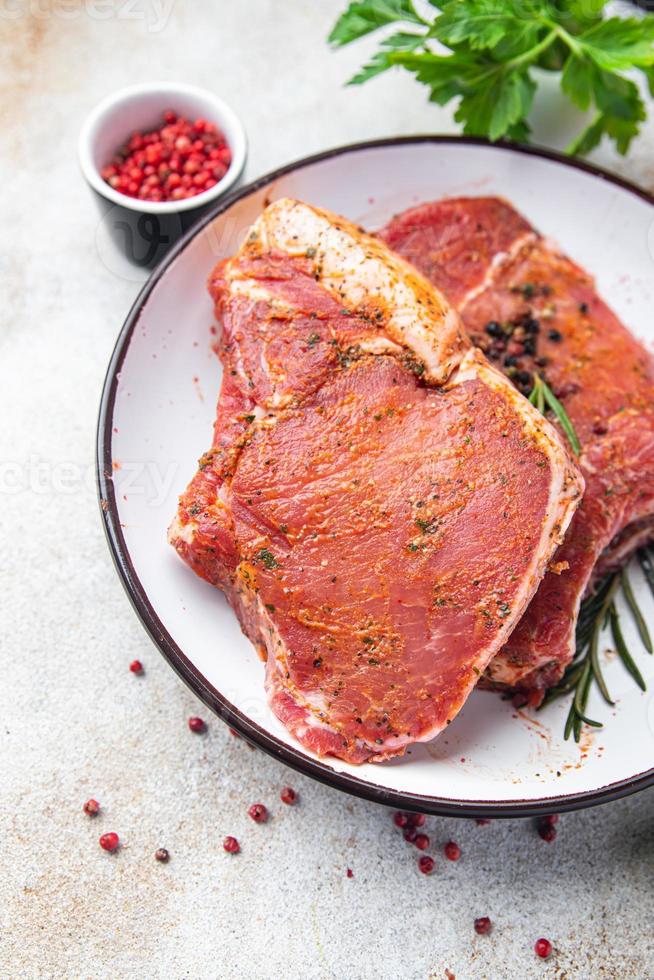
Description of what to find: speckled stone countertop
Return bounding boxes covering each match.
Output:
[1,2,653,977]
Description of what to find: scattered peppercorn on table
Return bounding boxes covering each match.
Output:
[2,3,654,978]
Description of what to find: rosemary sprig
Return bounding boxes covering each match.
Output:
[541,558,652,742]
[528,373,581,455]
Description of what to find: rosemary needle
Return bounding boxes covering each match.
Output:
[529,374,581,455]
[610,604,647,692]
[563,699,576,741]
[589,615,615,706]
[541,661,585,704]
[573,660,602,733]
[622,566,653,653]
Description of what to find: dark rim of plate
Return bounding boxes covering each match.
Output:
[97,135,654,817]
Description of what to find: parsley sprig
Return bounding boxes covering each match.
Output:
[328,1,654,154]
[542,558,653,741]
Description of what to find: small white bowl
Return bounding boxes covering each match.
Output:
[79,81,247,214]
[79,82,247,268]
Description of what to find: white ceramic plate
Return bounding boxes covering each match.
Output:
[98,138,654,815]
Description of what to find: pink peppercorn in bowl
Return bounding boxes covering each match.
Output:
[78,82,247,268]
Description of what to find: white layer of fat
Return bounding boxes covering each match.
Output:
[244,197,464,385]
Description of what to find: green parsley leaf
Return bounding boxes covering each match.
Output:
[593,66,644,121]
[565,64,646,155]
[505,118,532,142]
[381,29,426,49]
[603,110,645,156]
[390,48,476,89]
[348,30,425,84]
[430,0,542,51]
[329,0,424,46]
[566,112,606,156]
[579,17,654,71]
[644,65,654,99]
[560,54,594,111]
[457,69,537,141]
[491,23,550,61]
[349,52,393,83]
[560,0,606,25]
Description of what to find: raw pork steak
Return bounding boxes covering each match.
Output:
[381,197,654,699]
[170,199,582,762]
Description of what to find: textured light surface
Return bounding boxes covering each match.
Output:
[1,2,653,977]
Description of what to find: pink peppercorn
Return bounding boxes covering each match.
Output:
[418,855,434,875]
[248,803,268,823]
[538,822,557,843]
[535,938,552,959]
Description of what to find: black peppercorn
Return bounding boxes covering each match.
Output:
[485,321,503,337]
[548,329,563,342]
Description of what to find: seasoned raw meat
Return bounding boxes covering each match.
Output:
[170,199,582,762]
[596,517,654,580]
[381,198,654,699]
